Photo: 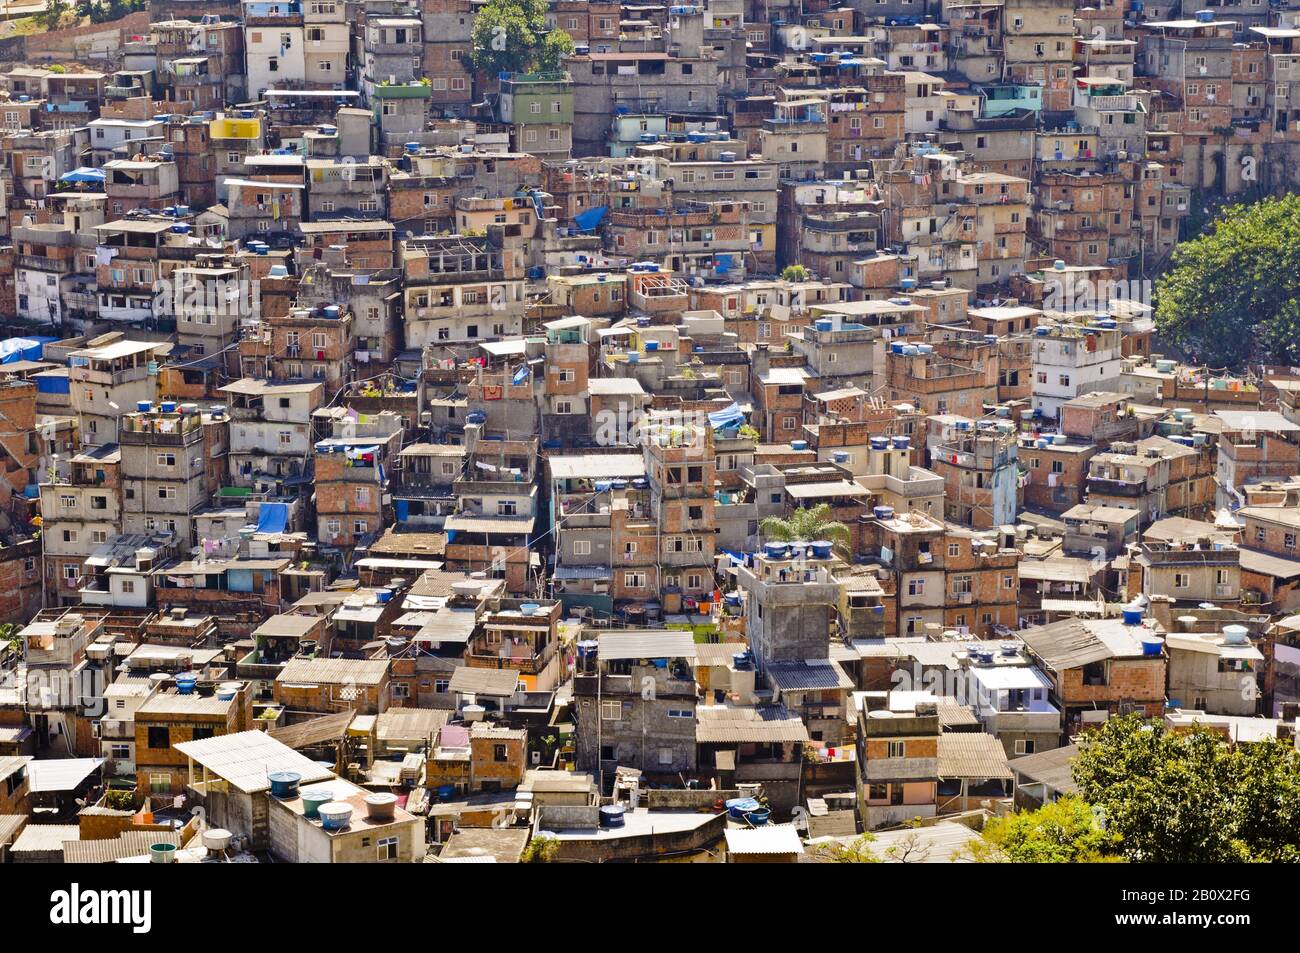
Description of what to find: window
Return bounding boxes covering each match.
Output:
[600,700,622,721]
[573,540,592,556]
[156,452,175,467]
[1015,739,1036,755]
[494,744,509,762]
[908,578,925,596]
[887,741,906,758]
[624,571,646,588]
[147,726,170,749]
[658,747,674,766]
[1174,572,1190,589]
[377,837,399,861]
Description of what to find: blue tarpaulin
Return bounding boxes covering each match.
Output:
[573,205,608,232]
[36,374,70,395]
[59,167,106,184]
[255,502,289,534]
[707,402,745,430]
[0,336,57,363]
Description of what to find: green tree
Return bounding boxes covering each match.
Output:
[469,0,572,77]
[535,28,576,73]
[521,834,560,862]
[781,264,811,282]
[40,0,71,29]
[1155,193,1300,366]
[1072,715,1300,863]
[759,503,852,558]
[963,797,1123,863]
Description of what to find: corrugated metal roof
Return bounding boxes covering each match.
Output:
[269,710,356,749]
[448,666,520,696]
[597,630,698,661]
[174,731,335,794]
[1009,743,1079,796]
[278,657,390,686]
[765,659,852,692]
[11,824,80,854]
[26,758,104,793]
[548,453,646,480]
[696,705,809,744]
[937,732,1013,780]
[62,830,182,864]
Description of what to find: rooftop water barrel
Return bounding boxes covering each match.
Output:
[815,319,834,332]
[901,278,917,290]
[376,589,392,603]
[1141,635,1164,657]
[811,540,833,559]
[645,340,659,351]
[160,401,178,413]
[832,451,849,463]
[1223,624,1250,645]
[902,345,919,356]
[916,343,934,354]
[466,411,487,425]
[764,541,789,559]
[436,785,456,802]
[726,797,760,820]
[627,351,640,364]
[269,771,302,799]
[984,334,999,345]
[216,681,241,701]
[1053,433,1067,445]
[745,807,771,825]
[891,435,910,449]
[520,603,541,615]
[301,789,333,819]
[462,704,486,722]
[599,804,626,828]
[870,436,889,450]
[324,305,341,319]
[1035,326,1050,336]
[891,342,905,354]
[149,843,177,864]
[364,792,398,823]
[175,673,197,695]
[1053,259,1066,271]
[137,400,152,412]
[873,505,895,519]
[791,439,808,451]
[1195,9,1214,22]
[318,802,353,831]
[202,829,232,851]
[1122,606,1143,626]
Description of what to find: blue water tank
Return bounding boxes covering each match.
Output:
[1141,636,1164,657]
[160,401,178,414]
[790,439,808,451]
[599,805,626,828]
[137,400,152,412]
[765,542,789,559]
[1123,607,1144,625]
[268,771,302,799]
[873,505,894,520]
[811,540,833,559]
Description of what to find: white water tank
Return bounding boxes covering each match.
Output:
[202,828,232,851]
[462,704,486,723]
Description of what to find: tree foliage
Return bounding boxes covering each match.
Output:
[759,503,852,557]
[469,0,573,77]
[1154,193,1300,366]
[964,796,1123,863]
[1072,715,1300,863]
[781,264,811,282]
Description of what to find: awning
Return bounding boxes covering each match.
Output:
[59,167,106,184]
